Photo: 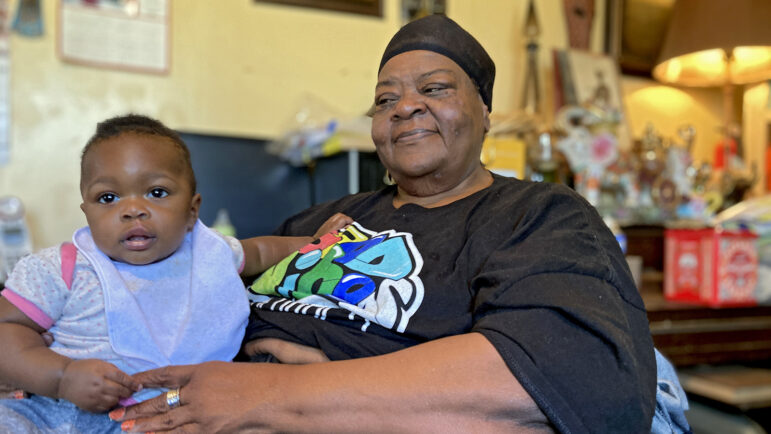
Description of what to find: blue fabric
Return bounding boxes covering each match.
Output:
[651,348,692,433]
[0,395,122,433]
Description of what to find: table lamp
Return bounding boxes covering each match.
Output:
[653,0,771,201]
[653,0,771,89]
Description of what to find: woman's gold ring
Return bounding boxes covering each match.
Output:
[166,388,181,409]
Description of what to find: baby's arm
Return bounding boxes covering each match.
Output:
[0,297,140,413]
[240,212,353,277]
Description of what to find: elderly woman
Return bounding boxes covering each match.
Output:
[118,15,656,433]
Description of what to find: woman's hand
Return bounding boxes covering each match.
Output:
[244,337,329,364]
[116,362,271,433]
[313,212,353,239]
[58,359,140,413]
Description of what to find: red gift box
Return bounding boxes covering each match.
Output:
[664,227,758,307]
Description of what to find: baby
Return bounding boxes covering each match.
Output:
[0,114,350,433]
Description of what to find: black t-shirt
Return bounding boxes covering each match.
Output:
[246,173,656,433]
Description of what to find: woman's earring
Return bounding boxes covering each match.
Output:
[384,171,396,186]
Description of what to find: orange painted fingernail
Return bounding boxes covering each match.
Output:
[109,407,125,421]
[120,419,135,431]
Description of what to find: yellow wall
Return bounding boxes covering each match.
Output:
[622,77,723,162]
[1,0,724,249]
[743,82,770,195]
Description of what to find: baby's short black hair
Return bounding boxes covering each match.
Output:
[80,114,196,193]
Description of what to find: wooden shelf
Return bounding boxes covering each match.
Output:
[679,365,771,410]
[642,287,771,367]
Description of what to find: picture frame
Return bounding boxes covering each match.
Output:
[401,0,446,24]
[254,0,382,17]
[604,0,675,77]
[552,49,632,150]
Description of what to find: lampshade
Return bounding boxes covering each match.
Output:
[653,0,771,87]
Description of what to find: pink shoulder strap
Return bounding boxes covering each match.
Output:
[60,242,77,290]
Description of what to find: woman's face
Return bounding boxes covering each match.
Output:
[371,50,490,195]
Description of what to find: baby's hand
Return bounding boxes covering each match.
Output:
[58,359,141,413]
[313,212,353,239]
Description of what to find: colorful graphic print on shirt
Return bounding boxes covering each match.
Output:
[247,222,425,333]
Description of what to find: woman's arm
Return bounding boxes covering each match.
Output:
[240,213,353,277]
[119,333,552,433]
[0,297,140,412]
[239,235,313,277]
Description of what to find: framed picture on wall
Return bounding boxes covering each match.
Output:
[254,0,382,17]
[604,0,675,77]
[401,0,446,23]
[553,49,632,150]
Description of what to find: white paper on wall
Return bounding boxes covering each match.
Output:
[58,0,169,74]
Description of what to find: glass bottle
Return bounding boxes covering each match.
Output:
[530,132,558,183]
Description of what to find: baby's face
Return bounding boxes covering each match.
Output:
[80,133,200,265]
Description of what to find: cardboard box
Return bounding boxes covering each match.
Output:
[481,136,526,179]
[664,228,758,307]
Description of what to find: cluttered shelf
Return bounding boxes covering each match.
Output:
[642,271,771,426]
[626,220,771,367]
[641,273,771,368]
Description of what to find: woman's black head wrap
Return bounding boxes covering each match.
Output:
[378,14,496,111]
